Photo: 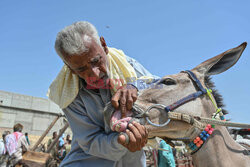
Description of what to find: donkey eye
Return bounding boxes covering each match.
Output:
[160,78,176,85]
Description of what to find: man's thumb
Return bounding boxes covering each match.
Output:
[118,132,129,145]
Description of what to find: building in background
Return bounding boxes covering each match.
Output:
[0,90,71,138]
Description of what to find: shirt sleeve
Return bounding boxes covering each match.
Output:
[126,56,160,90]
[63,101,128,161]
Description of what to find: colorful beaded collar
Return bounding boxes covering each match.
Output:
[186,124,214,154]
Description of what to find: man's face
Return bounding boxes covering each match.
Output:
[53,133,57,138]
[66,135,70,140]
[64,37,109,89]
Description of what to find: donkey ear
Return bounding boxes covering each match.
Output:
[193,42,247,76]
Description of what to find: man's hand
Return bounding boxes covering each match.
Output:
[111,84,137,118]
[117,122,148,152]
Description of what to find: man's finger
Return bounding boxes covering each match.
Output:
[126,91,133,110]
[128,123,142,147]
[143,126,148,145]
[131,92,137,102]
[133,122,146,138]
[111,90,121,109]
[126,129,137,151]
[118,134,128,147]
[132,122,147,146]
[120,90,127,118]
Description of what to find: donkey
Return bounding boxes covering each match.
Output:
[136,42,250,167]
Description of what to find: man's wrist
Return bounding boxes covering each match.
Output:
[126,83,138,91]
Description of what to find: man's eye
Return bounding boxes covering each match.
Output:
[78,69,85,72]
[93,59,99,63]
[91,56,101,64]
[77,69,86,73]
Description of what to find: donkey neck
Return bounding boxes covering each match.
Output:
[191,126,250,167]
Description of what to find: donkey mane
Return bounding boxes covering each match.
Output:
[204,76,228,115]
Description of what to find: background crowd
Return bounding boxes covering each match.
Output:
[0,123,71,167]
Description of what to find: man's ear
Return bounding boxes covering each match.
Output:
[100,36,109,54]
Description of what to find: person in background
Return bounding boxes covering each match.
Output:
[0,133,6,155]
[24,133,30,145]
[58,134,65,149]
[63,134,72,158]
[0,132,8,167]
[58,134,66,160]
[5,123,29,166]
[47,131,58,148]
[65,134,71,144]
[5,131,11,136]
[64,140,71,155]
[47,131,58,159]
[158,140,176,167]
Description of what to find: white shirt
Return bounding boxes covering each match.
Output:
[0,139,6,155]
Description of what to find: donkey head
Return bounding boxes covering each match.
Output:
[137,42,247,139]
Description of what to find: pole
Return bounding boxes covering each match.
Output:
[31,114,61,151]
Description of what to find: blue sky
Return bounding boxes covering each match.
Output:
[0,1,250,124]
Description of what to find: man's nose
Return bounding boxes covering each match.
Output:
[90,66,100,79]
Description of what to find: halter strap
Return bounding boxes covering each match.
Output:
[185,70,207,94]
[165,70,206,112]
[145,70,226,127]
[146,70,208,127]
[165,91,204,112]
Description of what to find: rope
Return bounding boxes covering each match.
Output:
[197,117,250,128]
[206,89,218,111]
[144,104,250,129]
[206,88,224,120]
[167,112,206,130]
[167,112,250,129]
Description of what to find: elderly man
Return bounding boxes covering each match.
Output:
[48,21,158,167]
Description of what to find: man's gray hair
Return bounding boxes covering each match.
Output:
[55,21,101,59]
